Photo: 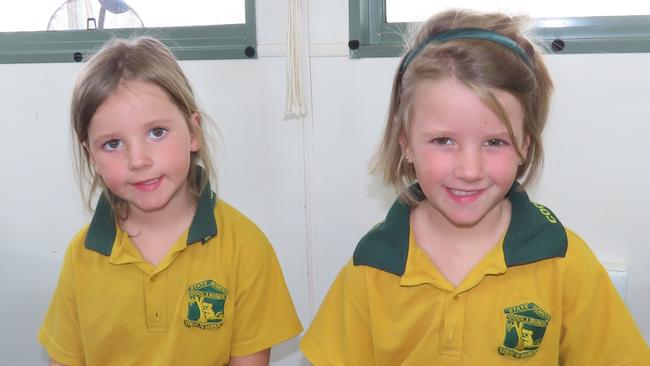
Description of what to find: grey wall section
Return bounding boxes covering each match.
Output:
[1,0,649,364]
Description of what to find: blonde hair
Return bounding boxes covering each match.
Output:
[374,9,553,205]
[71,36,216,215]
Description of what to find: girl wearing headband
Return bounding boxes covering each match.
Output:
[301,9,649,364]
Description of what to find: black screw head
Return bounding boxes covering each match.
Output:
[551,39,565,52]
[244,46,256,58]
[73,52,83,62]
[348,40,360,50]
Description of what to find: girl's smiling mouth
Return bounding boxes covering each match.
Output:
[445,186,486,203]
[132,177,162,191]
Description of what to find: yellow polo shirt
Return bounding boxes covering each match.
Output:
[301,185,650,365]
[39,187,303,366]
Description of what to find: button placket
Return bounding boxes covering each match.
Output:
[440,291,468,357]
[144,271,166,332]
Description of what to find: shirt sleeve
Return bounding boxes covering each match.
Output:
[559,231,650,365]
[38,236,85,366]
[301,260,376,366]
[229,229,303,357]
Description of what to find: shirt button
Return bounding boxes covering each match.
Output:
[151,275,158,282]
[453,294,461,300]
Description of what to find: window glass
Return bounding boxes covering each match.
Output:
[0,0,254,63]
[2,0,245,32]
[349,0,650,56]
[386,0,650,22]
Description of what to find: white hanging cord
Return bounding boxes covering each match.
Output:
[284,0,306,120]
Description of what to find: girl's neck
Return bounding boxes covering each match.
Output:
[414,199,511,248]
[118,186,198,266]
[411,199,512,287]
[120,186,197,236]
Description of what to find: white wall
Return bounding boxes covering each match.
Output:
[1,0,649,364]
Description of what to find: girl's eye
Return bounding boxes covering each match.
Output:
[148,127,168,140]
[432,137,454,145]
[485,139,508,147]
[103,139,122,151]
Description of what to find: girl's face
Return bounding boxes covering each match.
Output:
[401,77,528,228]
[86,80,199,217]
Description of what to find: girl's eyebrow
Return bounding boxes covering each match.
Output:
[89,132,119,145]
[91,118,175,141]
[488,132,512,137]
[142,118,175,128]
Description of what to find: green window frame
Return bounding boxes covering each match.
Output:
[0,0,257,64]
[349,0,650,58]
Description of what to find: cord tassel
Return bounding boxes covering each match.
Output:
[284,0,306,120]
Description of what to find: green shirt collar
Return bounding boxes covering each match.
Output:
[84,185,218,256]
[353,183,567,276]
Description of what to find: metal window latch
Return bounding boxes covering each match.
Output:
[86,17,97,30]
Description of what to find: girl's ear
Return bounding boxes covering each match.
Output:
[83,141,101,175]
[82,142,95,165]
[189,112,201,152]
[520,134,531,164]
[398,131,410,159]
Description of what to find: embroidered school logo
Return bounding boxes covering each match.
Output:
[497,303,550,359]
[184,279,228,329]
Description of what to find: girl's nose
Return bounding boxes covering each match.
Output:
[454,148,483,181]
[128,143,153,171]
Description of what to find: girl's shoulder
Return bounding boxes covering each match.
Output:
[214,199,265,235]
[561,227,604,274]
[66,224,92,254]
[212,199,275,254]
[58,223,104,267]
